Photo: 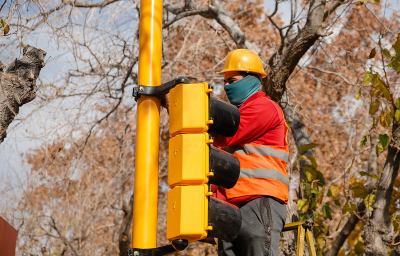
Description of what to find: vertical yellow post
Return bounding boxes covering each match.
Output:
[305,229,317,256]
[297,225,305,256]
[132,0,163,249]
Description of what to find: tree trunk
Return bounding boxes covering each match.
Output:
[0,45,46,143]
[363,121,400,256]
[281,91,313,256]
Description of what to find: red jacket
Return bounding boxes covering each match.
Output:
[213,91,289,206]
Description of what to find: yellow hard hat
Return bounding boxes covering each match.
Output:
[217,49,267,78]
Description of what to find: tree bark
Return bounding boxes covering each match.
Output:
[281,91,313,256]
[0,45,46,143]
[281,91,314,177]
[363,121,400,256]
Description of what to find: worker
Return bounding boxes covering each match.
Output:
[212,49,289,256]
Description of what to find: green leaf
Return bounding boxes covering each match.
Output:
[378,134,390,152]
[298,143,319,153]
[352,184,367,198]
[311,188,319,196]
[362,71,372,85]
[360,171,380,180]
[298,199,309,212]
[393,34,400,56]
[342,201,357,215]
[388,55,400,73]
[368,48,376,58]
[310,196,317,209]
[383,88,392,102]
[334,199,341,206]
[330,184,341,198]
[356,90,361,100]
[307,155,318,169]
[380,111,391,128]
[371,73,383,89]
[317,171,326,186]
[304,166,318,182]
[0,19,9,35]
[360,135,368,150]
[369,100,380,115]
[364,194,376,211]
[286,120,292,127]
[299,212,308,221]
[322,202,333,220]
[354,241,364,254]
[349,176,367,198]
[313,211,318,221]
[395,98,400,109]
[302,179,311,195]
[395,110,400,122]
[383,48,391,58]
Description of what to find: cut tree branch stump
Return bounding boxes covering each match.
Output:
[0,45,46,143]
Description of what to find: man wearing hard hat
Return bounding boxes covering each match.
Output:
[213,49,289,256]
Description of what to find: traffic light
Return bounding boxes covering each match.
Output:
[167,81,242,244]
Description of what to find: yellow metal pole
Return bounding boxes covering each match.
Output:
[305,229,317,256]
[132,0,163,249]
[297,225,305,256]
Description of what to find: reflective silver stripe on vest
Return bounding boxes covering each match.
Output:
[240,168,289,187]
[225,145,289,163]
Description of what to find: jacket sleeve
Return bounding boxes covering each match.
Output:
[212,98,281,147]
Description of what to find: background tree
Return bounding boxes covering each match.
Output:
[0,0,399,255]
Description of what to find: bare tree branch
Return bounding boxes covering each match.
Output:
[364,3,393,34]
[49,217,82,256]
[62,0,120,8]
[323,0,346,20]
[163,9,210,28]
[264,0,329,102]
[304,66,357,86]
[163,0,259,52]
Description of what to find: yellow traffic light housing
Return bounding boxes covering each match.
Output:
[167,185,212,242]
[167,80,242,244]
[168,133,213,187]
[169,82,213,136]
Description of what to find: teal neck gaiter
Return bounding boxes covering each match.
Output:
[224,74,261,107]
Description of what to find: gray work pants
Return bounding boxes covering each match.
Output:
[218,197,287,256]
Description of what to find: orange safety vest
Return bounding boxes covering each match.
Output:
[219,119,289,203]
